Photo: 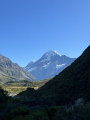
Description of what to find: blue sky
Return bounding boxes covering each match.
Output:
[0,0,90,67]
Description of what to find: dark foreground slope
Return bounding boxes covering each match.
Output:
[0,54,36,83]
[19,45,90,106]
[38,45,90,105]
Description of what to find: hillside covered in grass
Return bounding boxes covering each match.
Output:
[1,78,51,96]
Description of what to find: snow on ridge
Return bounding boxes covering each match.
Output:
[52,50,61,56]
[29,60,36,64]
[45,50,61,57]
[56,64,65,69]
[43,62,51,69]
[42,50,61,62]
[41,57,50,62]
[28,67,37,72]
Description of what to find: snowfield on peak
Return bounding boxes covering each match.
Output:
[56,64,65,69]
[42,50,61,57]
[25,50,76,80]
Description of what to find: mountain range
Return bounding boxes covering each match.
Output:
[25,50,76,80]
[0,54,36,83]
[0,46,90,120]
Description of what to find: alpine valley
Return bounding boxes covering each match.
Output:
[0,46,90,120]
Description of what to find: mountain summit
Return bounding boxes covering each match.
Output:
[25,50,76,80]
[42,50,61,57]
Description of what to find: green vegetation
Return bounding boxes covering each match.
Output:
[1,103,90,120]
[4,106,49,120]
[0,86,9,120]
[1,79,51,95]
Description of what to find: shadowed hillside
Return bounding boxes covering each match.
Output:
[38,45,90,105]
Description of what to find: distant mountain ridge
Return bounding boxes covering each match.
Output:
[25,50,76,80]
[0,54,36,83]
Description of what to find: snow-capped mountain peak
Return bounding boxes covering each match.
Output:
[25,50,76,80]
[47,50,59,55]
[43,50,61,57]
[28,60,36,64]
[40,50,61,63]
[52,50,61,56]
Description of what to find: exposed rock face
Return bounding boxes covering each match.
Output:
[25,50,76,80]
[0,54,36,83]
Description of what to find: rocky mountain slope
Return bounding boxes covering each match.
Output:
[0,54,36,83]
[25,50,76,80]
